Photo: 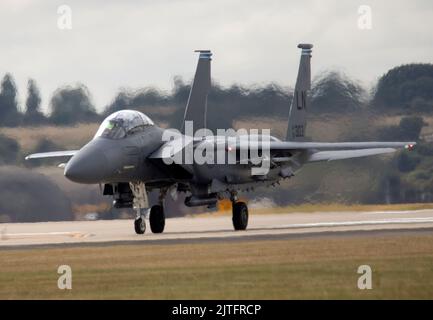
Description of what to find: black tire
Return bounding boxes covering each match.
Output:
[149,205,165,234]
[232,202,248,231]
[134,217,146,234]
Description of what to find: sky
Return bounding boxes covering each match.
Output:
[0,0,432,112]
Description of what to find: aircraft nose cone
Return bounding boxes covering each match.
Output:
[64,145,108,184]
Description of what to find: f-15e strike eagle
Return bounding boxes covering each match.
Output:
[26,44,415,234]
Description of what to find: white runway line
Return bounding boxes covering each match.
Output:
[263,217,433,230]
[362,209,433,215]
[1,231,90,240]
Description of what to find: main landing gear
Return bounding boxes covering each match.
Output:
[149,204,165,233]
[134,204,166,235]
[131,184,247,234]
[232,202,249,230]
[231,192,248,231]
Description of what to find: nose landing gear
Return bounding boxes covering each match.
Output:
[130,182,166,235]
[134,215,146,234]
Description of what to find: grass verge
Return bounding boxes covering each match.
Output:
[1,234,432,299]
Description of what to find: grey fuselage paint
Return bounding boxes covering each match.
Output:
[64,124,304,194]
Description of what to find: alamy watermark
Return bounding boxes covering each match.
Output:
[57,5,72,30]
[358,5,373,30]
[55,263,373,292]
[57,265,72,290]
[357,265,372,290]
[161,121,272,176]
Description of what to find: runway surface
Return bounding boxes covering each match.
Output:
[1,209,433,248]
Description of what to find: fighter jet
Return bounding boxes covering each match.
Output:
[26,44,416,234]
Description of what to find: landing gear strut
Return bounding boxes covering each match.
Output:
[130,182,149,235]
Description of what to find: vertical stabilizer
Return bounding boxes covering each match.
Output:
[182,50,212,135]
[286,44,313,141]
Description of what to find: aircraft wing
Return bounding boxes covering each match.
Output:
[150,139,415,164]
[25,150,78,160]
[235,141,416,151]
[232,140,416,163]
[307,148,397,162]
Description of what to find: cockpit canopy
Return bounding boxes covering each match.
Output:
[94,110,154,140]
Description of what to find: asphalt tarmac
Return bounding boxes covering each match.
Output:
[1,209,433,248]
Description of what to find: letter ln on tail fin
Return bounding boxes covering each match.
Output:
[286,44,313,141]
[182,50,212,135]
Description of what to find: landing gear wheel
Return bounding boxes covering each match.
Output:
[232,202,248,231]
[134,217,146,234]
[149,205,165,234]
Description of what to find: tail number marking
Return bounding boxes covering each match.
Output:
[292,125,305,138]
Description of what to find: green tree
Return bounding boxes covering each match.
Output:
[311,71,366,113]
[396,153,420,173]
[0,167,73,222]
[372,64,433,112]
[24,79,46,125]
[399,116,425,140]
[104,87,169,119]
[50,84,99,125]
[0,134,20,164]
[0,73,21,126]
[377,116,425,141]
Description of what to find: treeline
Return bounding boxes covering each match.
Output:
[0,74,100,127]
[1,63,433,129]
[104,66,433,132]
